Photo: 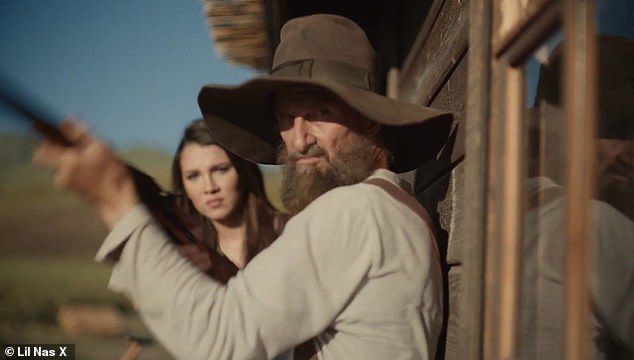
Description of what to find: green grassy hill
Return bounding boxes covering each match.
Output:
[0,133,175,358]
[0,132,285,254]
[0,133,172,256]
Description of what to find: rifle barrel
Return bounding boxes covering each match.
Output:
[0,77,239,283]
[0,78,72,146]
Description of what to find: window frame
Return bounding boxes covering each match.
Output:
[462,1,598,359]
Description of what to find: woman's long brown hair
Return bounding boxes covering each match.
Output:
[172,119,281,263]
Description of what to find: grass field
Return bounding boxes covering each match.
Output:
[0,134,174,359]
[0,257,127,324]
[0,133,288,359]
[0,256,173,360]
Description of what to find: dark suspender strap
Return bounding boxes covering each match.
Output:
[293,339,319,360]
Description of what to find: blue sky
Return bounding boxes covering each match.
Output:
[0,0,256,153]
[2,0,631,154]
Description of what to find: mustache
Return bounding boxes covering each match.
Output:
[603,167,634,185]
[604,158,633,177]
[285,144,329,163]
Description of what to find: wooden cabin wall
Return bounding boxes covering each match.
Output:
[397,0,469,359]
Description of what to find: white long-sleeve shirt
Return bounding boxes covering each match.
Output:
[520,177,634,359]
[96,169,443,359]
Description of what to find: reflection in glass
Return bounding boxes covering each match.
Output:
[519,29,567,360]
[518,2,634,359]
[592,1,634,357]
[594,34,634,221]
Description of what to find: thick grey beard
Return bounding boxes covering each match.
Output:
[279,135,377,215]
[598,170,634,220]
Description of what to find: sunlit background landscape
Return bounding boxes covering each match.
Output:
[0,128,284,359]
[0,133,173,358]
[0,1,270,359]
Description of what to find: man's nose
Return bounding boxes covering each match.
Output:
[614,141,634,165]
[615,151,634,171]
[290,116,316,152]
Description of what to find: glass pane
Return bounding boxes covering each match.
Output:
[519,29,567,360]
[519,2,634,358]
[592,1,634,358]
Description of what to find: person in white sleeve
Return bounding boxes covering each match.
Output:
[33,14,454,360]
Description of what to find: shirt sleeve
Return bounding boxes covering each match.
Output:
[96,185,379,359]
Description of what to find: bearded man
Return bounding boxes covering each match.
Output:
[33,14,453,360]
[596,134,634,221]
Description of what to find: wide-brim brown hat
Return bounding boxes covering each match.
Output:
[198,14,453,172]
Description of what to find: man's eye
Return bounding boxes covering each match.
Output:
[276,114,293,129]
[317,109,331,118]
[302,109,329,121]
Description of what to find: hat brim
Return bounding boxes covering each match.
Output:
[198,75,453,172]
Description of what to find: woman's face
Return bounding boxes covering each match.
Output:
[180,143,244,224]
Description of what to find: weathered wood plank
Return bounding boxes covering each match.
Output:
[458,0,492,357]
[445,266,463,360]
[406,6,469,357]
[399,0,469,106]
[493,0,554,52]
[442,163,463,266]
[430,53,467,162]
[416,76,465,360]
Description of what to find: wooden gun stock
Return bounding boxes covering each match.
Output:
[1,81,238,284]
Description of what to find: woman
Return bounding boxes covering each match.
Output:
[172,119,283,270]
[174,120,295,360]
